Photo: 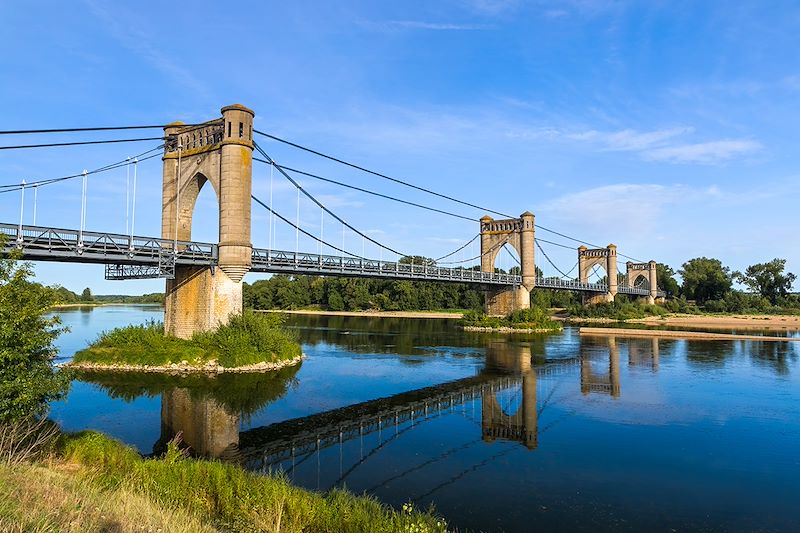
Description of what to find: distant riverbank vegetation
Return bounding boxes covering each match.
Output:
[51,285,165,305]
[72,312,301,370]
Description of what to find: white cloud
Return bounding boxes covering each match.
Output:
[566,127,692,152]
[539,183,693,230]
[644,139,762,164]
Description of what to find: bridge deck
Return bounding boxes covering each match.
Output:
[1,223,661,295]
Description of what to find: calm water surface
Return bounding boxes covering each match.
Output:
[51,306,800,532]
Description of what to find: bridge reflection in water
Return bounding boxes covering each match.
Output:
[145,334,662,486]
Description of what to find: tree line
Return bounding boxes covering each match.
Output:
[657,257,798,313]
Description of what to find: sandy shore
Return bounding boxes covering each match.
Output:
[632,314,800,331]
[580,327,799,342]
[262,309,464,319]
[60,354,304,375]
[462,325,558,334]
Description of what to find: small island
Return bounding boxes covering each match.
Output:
[459,307,563,333]
[65,311,303,373]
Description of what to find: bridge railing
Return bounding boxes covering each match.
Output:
[1,223,215,265]
[1,223,664,295]
[250,248,521,285]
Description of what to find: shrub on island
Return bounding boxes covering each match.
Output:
[72,311,301,370]
[459,307,561,332]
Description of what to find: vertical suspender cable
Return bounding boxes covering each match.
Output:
[268,161,274,256]
[125,157,131,235]
[341,222,345,258]
[130,157,138,248]
[17,180,25,242]
[79,170,87,246]
[319,207,323,256]
[295,187,300,255]
[32,184,38,226]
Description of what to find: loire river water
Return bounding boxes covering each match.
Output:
[50,305,800,532]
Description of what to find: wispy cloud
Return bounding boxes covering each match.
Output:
[565,127,691,152]
[83,0,209,99]
[644,140,762,164]
[509,125,761,164]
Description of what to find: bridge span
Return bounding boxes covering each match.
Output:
[1,223,660,297]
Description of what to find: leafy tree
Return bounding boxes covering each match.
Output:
[734,258,796,304]
[80,287,93,302]
[656,263,680,297]
[679,257,732,303]
[399,255,436,267]
[0,245,70,422]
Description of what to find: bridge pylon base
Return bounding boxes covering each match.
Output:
[164,266,242,339]
[583,292,616,305]
[484,285,530,316]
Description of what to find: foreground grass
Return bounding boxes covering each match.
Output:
[0,462,214,532]
[460,307,562,331]
[73,312,302,368]
[24,431,445,533]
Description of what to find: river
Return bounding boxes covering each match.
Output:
[50,305,800,532]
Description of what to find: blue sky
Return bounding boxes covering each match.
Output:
[1,0,798,293]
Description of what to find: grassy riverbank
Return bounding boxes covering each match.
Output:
[72,312,301,370]
[0,431,446,532]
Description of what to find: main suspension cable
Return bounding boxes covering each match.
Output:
[254,142,409,258]
[0,145,164,193]
[251,194,364,259]
[254,130,647,262]
[0,136,166,151]
[0,125,203,135]
[254,158,477,223]
[433,234,479,262]
[535,239,571,278]
[254,129,511,218]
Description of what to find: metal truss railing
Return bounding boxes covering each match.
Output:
[0,224,215,277]
[250,248,520,286]
[0,223,663,295]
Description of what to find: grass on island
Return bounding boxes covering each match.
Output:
[460,307,562,331]
[566,300,670,321]
[0,428,447,533]
[72,311,302,369]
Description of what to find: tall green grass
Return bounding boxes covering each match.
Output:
[73,312,301,368]
[60,431,447,533]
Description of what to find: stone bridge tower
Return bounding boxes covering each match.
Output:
[578,245,618,303]
[161,104,254,338]
[480,212,535,315]
[626,260,658,304]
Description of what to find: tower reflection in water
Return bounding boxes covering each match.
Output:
[77,335,661,467]
[156,389,242,461]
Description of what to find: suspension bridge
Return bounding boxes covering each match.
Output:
[0,104,664,337]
